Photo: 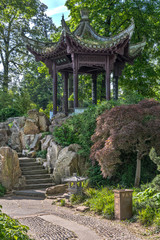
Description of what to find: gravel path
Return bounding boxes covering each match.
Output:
[0,195,144,240]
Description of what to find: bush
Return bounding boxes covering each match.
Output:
[53,100,120,157]
[36,150,47,159]
[0,184,6,197]
[0,206,31,240]
[84,187,114,219]
[133,186,160,228]
[70,194,86,204]
[138,206,155,226]
[0,107,22,122]
[90,99,160,187]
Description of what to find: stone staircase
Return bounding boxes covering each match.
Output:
[13,155,55,198]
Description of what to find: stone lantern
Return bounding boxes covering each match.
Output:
[62,173,87,195]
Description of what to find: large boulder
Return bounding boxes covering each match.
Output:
[0,147,21,190]
[27,109,39,124]
[0,123,10,147]
[46,140,61,170]
[7,117,26,151]
[0,129,8,147]
[9,117,26,133]
[41,135,53,151]
[9,132,22,152]
[49,112,70,133]
[46,184,68,196]
[23,119,39,135]
[53,144,86,184]
[39,112,50,132]
[20,132,35,150]
[30,133,42,151]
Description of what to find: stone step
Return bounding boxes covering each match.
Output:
[19,157,36,162]
[26,178,53,184]
[25,174,51,179]
[22,169,48,175]
[23,183,55,190]
[13,189,46,198]
[20,162,40,167]
[21,165,44,171]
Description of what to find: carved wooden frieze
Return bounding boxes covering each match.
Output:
[78,54,105,63]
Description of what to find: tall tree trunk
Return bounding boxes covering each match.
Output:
[3,62,9,92]
[134,157,141,187]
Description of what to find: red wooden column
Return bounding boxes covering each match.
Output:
[105,55,111,100]
[53,62,57,115]
[72,54,78,108]
[92,73,97,105]
[63,72,69,115]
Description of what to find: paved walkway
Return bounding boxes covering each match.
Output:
[0,194,144,240]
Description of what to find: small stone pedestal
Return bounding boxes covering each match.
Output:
[113,189,133,220]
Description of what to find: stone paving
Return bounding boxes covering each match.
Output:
[19,216,77,240]
[0,194,145,240]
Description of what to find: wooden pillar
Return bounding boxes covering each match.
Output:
[100,73,105,101]
[92,73,97,105]
[63,72,69,116]
[73,54,78,108]
[68,74,73,109]
[53,62,57,115]
[113,76,119,100]
[105,55,110,100]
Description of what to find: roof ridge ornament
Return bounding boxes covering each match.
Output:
[80,9,89,21]
[61,14,70,35]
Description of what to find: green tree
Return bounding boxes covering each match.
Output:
[0,0,39,91]
[0,0,56,92]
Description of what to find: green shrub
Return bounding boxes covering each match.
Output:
[138,206,155,226]
[102,202,114,219]
[0,107,21,122]
[0,206,31,239]
[70,194,86,204]
[0,184,6,197]
[60,199,65,206]
[36,150,47,159]
[153,211,160,232]
[53,100,120,157]
[133,186,160,227]
[41,132,51,138]
[84,187,114,219]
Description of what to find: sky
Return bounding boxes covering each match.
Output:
[40,0,70,27]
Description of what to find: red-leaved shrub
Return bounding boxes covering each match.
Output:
[90,99,160,186]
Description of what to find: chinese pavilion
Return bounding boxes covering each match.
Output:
[22,10,145,115]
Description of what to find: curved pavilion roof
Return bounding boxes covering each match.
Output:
[22,9,145,63]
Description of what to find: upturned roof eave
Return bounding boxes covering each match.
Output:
[73,18,135,43]
[129,40,146,58]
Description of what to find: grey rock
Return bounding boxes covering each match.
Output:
[41,135,53,151]
[0,146,21,190]
[53,144,87,184]
[46,140,61,170]
[46,184,68,196]
[30,133,42,151]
